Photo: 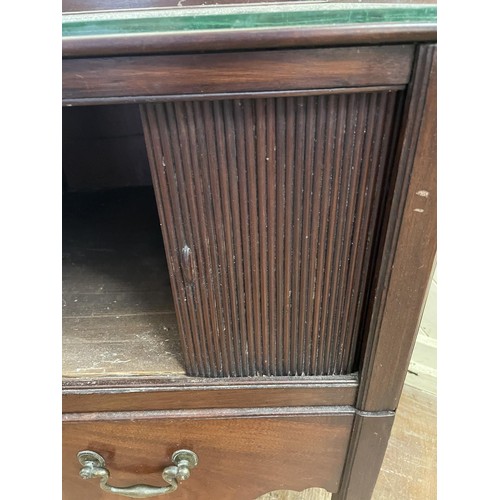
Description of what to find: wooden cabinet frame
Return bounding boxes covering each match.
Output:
[62,7,436,496]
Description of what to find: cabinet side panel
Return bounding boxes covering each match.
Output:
[142,92,401,377]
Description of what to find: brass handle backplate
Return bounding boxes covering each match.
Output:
[77,449,198,498]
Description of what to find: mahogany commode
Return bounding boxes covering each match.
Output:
[62,2,437,498]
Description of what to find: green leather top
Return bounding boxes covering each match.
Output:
[62,3,437,38]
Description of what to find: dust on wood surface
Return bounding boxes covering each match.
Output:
[62,187,185,378]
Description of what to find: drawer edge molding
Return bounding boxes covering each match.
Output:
[63,404,359,422]
[62,84,406,107]
[63,375,359,413]
[63,406,393,422]
[63,373,359,391]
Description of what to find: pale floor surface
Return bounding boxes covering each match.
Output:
[257,384,437,500]
[405,265,437,396]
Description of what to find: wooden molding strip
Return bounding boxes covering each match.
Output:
[62,404,357,422]
[62,84,405,106]
[63,374,359,413]
[62,45,414,101]
[63,23,436,58]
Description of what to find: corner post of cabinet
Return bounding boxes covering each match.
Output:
[356,43,437,414]
[334,43,437,500]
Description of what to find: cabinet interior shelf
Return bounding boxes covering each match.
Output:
[62,186,186,380]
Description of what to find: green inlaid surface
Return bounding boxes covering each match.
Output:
[62,3,437,38]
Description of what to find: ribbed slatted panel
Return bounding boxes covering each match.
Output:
[142,91,401,377]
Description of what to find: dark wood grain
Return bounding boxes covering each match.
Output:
[62,46,413,102]
[255,386,437,499]
[335,411,395,500]
[61,28,438,500]
[61,185,360,409]
[357,45,437,412]
[142,90,401,377]
[62,375,358,412]
[63,410,354,499]
[63,26,436,60]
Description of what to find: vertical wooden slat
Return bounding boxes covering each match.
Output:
[338,93,378,373]
[310,95,338,375]
[182,101,220,375]
[221,101,248,376]
[201,101,236,376]
[350,90,404,373]
[233,99,257,375]
[244,100,263,374]
[164,103,212,376]
[344,92,400,372]
[142,90,402,377]
[191,100,228,376]
[305,95,327,375]
[316,94,344,375]
[213,101,243,375]
[334,94,368,374]
[266,98,278,376]
[297,97,317,375]
[140,104,196,376]
[290,96,306,375]
[171,102,216,376]
[322,94,350,375]
[256,99,270,375]
[275,98,286,376]
[283,97,297,375]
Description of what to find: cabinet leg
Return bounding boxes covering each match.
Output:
[334,411,394,500]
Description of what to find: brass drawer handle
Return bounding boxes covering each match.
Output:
[77,449,198,498]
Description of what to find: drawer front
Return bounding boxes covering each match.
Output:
[63,410,353,499]
[62,45,413,101]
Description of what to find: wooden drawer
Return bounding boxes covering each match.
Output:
[63,408,354,499]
